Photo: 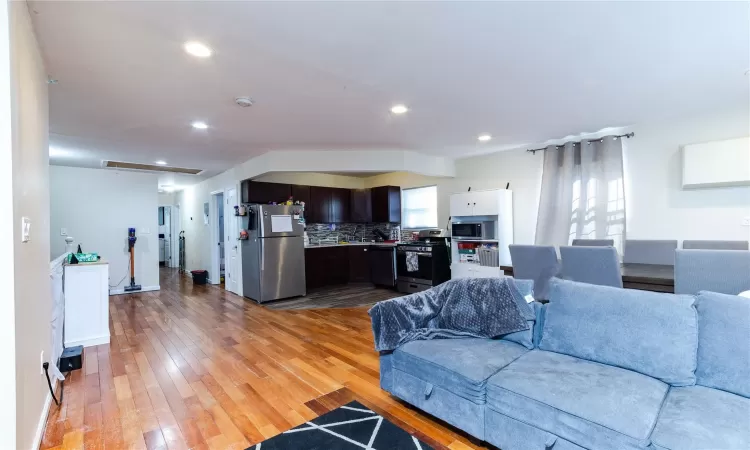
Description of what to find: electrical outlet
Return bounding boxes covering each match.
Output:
[742,217,750,227]
[40,351,44,375]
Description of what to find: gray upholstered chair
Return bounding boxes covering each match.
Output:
[572,239,615,247]
[509,245,560,300]
[623,239,678,265]
[683,240,749,251]
[674,249,750,295]
[560,246,623,288]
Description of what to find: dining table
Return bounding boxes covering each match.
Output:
[499,263,675,293]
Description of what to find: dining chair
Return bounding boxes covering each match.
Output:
[560,246,623,288]
[623,239,678,265]
[509,245,560,300]
[674,249,750,295]
[572,239,614,247]
[682,240,749,251]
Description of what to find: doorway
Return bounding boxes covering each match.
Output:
[210,188,240,294]
[158,206,173,267]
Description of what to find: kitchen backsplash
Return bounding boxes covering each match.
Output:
[306,223,412,243]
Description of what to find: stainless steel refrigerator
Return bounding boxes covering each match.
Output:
[242,204,306,303]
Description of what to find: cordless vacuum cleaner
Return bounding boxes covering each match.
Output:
[124,227,142,292]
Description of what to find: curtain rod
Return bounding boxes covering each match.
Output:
[526,132,634,154]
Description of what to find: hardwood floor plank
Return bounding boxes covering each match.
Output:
[39,268,490,450]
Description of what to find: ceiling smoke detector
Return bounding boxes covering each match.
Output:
[235,97,254,107]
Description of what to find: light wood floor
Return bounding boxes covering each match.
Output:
[40,268,489,450]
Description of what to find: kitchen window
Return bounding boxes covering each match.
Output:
[402,185,438,229]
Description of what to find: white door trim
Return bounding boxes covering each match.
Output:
[209,190,224,284]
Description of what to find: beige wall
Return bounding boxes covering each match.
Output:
[9,2,52,448]
[253,171,366,189]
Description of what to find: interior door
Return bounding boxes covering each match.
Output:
[224,187,240,294]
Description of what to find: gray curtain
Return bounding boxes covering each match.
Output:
[535,136,626,253]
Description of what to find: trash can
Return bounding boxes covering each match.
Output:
[190,270,208,285]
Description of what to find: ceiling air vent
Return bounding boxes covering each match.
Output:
[103,161,202,175]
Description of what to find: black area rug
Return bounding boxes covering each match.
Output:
[248,401,436,450]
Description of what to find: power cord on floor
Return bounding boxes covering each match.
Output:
[109,257,131,288]
[43,362,63,406]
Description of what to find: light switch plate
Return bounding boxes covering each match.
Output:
[60,228,67,236]
[21,217,31,242]
[141,227,150,234]
[742,217,750,227]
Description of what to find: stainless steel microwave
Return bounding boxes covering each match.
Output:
[451,222,495,239]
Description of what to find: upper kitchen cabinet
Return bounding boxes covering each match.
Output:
[349,188,372,223]
[449,192,473,216]
[330,188,351,223]
[309,186,333,223]
[371,186,401,223]
[245,181,292,204]
[291,185,310,205]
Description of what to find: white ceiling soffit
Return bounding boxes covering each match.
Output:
[33,1,750,183]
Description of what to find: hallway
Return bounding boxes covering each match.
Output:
[39,268,485,449]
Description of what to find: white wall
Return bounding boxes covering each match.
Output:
[624,110,750,241]
[50,166,160,292]
[6,2,52,448]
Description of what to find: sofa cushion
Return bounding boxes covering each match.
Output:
[499,279,535,349]
[650,386,750,450]
[540,279,698,385]
[694,291,750,397]
[486,350,668,450]
[391,369,486,440]
[393,338,528,403]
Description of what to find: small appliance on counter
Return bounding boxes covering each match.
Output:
[396,229,450,294]
[241,204,306,303]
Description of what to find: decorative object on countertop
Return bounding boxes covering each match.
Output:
[247,401,436,450]
[369,277,531,352]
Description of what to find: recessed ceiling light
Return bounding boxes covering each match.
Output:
[478,134,492,142]
[183,41,212,58]
[390,104,408,115]
[155,160,167,165]
[191,121,208,130]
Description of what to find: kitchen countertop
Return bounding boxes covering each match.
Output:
[305,242,398,249]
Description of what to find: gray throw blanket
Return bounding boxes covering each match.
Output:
[369,277,532,352]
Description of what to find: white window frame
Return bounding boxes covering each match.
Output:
[401,185,438,230]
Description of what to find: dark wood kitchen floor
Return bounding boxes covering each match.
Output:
[39,268,486,450]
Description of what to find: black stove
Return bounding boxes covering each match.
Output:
[396,230,451,294]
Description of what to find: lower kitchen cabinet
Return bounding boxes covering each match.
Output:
[305,246,395,290]
[348,246,371,283]
[305,246,349,289]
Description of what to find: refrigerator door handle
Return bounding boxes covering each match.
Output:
[260,240,264,271]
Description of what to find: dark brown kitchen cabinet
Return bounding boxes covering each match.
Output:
[348,246,371,282]
[350,188,372,223]
[371,186,401,223]
[309,186,333,223]
[330,188,350,223]
[246,181,291,204]
[241,180,251,203]
[291,184,310,204]
[370,246,396,287]
[305,246,349,289]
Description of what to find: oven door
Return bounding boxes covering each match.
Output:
[451,222,480,239]
[396,247,434,284]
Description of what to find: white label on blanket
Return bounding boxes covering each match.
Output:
[524,294,534,304]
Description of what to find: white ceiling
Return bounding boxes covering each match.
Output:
[32,1,749,182]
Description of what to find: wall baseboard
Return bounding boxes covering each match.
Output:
[109,285,160,295]
[64,334,110,348]
[32,378,56,450]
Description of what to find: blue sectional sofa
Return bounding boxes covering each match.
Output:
[377,279,750,450]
